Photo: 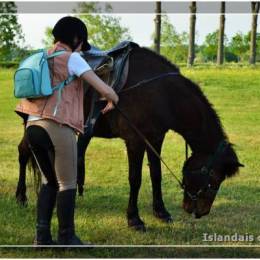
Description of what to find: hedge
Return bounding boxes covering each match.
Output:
[0,61,19,68]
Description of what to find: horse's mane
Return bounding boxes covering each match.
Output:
[140,47,180,73]
[140,46,227,141]
[184,76,228,140]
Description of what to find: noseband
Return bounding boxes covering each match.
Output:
[183,140,229,201]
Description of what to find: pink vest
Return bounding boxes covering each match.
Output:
[15,42,85,134]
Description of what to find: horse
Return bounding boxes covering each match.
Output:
[16,44,243,231]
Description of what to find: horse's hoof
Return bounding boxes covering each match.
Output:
[128,218,146,232]
[163,215,173,223]
[131,224,146,232]
[77,186,84,196]
[153,210,173,223]
[129,223,147,232]
[16,195,28,207]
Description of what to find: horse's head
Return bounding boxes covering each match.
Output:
[182,141,244,218]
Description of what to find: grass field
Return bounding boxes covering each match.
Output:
[0,67,259,257]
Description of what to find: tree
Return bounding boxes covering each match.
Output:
[0,2,24,61]
[228,32,249,62]
[42,27,54,49]
[217,2,225,65]
[159,15,189,63]
[201,30,227,62]
[154,1,161,54]
[187,2,196,66]
[174,32,189,62]
[249,2,260,64]
[75,3,132,50]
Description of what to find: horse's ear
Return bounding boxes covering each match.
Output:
[237,162,245,167]
[220,145,243,177]
[223,160,242,177]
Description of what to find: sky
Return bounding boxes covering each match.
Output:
[17,10,259,49]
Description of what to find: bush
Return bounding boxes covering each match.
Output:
[0,61,19,68]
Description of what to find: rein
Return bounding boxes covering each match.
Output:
[119,72,180,94]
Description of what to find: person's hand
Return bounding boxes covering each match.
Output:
[81,70,119,109]
[101,100,116,114]
[112,93,119,105]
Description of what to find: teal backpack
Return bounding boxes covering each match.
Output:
[14,49,75,115]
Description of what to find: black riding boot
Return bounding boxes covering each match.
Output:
[57,189,83,245]
[34,184,57,245]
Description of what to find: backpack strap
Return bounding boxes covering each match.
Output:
[47,50,66,59]
[47,50,76,116]
[52,75,76,116]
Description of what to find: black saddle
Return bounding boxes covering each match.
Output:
[82,41,138,92]
[81,41,139,137]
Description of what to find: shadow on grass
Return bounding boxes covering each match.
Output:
[0,247,260,258]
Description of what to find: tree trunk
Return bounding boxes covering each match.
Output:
[249,2,260,64]
[154,1,161,54]
[217,2,225,65]
[187,2,196,67]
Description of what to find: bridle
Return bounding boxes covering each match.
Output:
[182,140,229,201]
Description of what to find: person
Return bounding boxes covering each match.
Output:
[15,16,119,245]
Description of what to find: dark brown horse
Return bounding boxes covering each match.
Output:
[16,45,243,231]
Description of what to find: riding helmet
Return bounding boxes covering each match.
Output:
[52,16,91,51]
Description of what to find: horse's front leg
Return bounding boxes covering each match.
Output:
[146,135,173,223]
[16,135,30,206]
[77,133,92,196]
[126,140,146,231]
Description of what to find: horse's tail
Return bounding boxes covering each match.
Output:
[16,120,41,206]
[23,118,41,195]
[28,149,41,195]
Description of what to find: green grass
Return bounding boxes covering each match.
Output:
[0,67,260,257]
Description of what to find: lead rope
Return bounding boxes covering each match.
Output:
[114,104,184,189]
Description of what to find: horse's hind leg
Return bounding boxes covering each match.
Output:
[146,135,173,223]
[126,139,146,231]
[16,135,30,206]
[77,133,92,196]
